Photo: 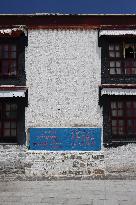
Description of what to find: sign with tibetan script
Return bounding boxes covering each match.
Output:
[30,128,101,151]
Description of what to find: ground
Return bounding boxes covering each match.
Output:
[0,180,136,205]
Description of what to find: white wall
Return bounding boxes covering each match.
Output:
[25,29,102,129]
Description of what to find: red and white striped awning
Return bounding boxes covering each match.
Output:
[0,26,27,37]
[101,88,136,96]
[99,30,136,36]
[100,84,136,96]
[0,86,27,97]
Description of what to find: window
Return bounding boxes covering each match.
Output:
[0,103,17,143]
[109,42,136,75]
[0,44,17,77]
[109,44,122,75]
[110,100,136,137]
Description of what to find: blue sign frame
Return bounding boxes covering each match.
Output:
[30,128,101,151]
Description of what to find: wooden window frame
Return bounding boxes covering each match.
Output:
[108,41,136,76]
[0,102,18,143]
[0,44,18,78]
[110,100,136,139]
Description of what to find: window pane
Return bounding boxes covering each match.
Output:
[4,122,10,129]
[11,52,16,59]
[112,127,117,134]
[127,121,135,134]
[6,104,10,111]
[9,61,16,75]
[128,120,133,127]
[110,68,116,74]
[116,52,120,57]
[109,51,115,57]
[116,68,121,74]
[110,61,115,67]
[116,61,121,67]
[118,127,124,135]
[110,100,136,137]
[134,120,136,126]
[3,51,8,59]
[118,110,123,116]
[111,102,116,109]
[133,102,136,108]
[112,120,117,126]
[118,102,123,108]
[124,60,136,71]
[5,104,17,119]
[2,61,8,75]
[125,68,133,74]
[2,61,8,67]
[5,112,10,119]
[11,45,16,51]
[11,122,16,128]
[109,60,121,70]
[126,110,133,116]
[11,104,17,111]
[10,112,17,119]
[0,44,17,77]
[125,59,134,67]
[126,102,131,108]
[109,45,114,50]
[125,45,134,58]
[118,120,124,126]
[130,68,136,74]
[4,129,10,137]
[134,61,136,67]
[112,110,117,116]
[115,45,120,50]
[3,45,8,51]
[11,129,16,137]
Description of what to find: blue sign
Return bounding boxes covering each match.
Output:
[30,128,101,151]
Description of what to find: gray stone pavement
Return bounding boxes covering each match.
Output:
[0,180,135,205]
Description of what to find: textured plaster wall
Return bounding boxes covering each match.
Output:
[25,29,102,129]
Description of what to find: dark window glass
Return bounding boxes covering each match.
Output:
[108,42,136,75]
[109,44,122,75]
[111,100,136,137]
[0,44,17,77]
[0,103,17,139]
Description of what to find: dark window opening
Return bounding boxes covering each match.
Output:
[109,43,122,75]
[124,43,136,74]
[0,44,17,77]
[110,100,136,137]
[109,44,121,58]
[109,42,136,75]
[0,102,17,143]
[124,43,136,59]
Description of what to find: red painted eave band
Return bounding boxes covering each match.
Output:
[0,86,28,91]
[0,15,136,28]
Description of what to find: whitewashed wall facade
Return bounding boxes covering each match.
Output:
[25,29,102,131]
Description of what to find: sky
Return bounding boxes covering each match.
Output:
[0,0,136,14]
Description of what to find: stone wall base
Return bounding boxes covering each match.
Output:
[0,144,136,181]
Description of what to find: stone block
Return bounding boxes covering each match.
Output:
[93,169,105,175]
